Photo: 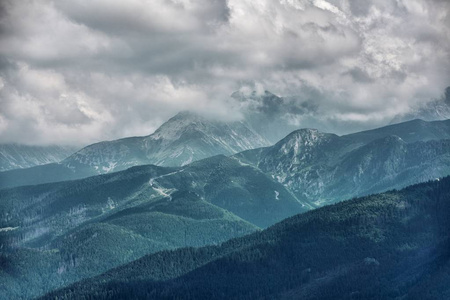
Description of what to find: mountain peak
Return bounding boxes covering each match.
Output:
[142,111,270,166]
[164,110,205,125]
[292,128,321,135]
[279,128,337,146]
[150,111,209,141]
[258,128,338,171]
[171,110,202,120]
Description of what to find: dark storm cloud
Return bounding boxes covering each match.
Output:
[0,0,449,145]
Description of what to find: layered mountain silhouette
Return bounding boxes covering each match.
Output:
[236,119,450,205]
[2,110,450,299]
[0,112,269,189]
[43,176,450,299]
[67,111,269,171]
[0,155,309,299]
[2,117,450,210]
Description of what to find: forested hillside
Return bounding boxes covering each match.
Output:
[44,176,450,299]
[0,155,308,299]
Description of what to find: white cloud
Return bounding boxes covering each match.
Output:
[0,0,449,145]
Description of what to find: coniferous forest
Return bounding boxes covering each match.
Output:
[42,177,450,299]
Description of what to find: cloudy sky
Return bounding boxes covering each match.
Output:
[0,0,449,146]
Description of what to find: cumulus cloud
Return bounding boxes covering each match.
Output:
[0,0,449,145]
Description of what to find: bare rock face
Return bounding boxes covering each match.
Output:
[0,144,77,172]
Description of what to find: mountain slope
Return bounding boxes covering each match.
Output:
[328,137,450,200]
[0,111,270,189]
[0,144,77,172]
[235,119,450,206]
[44,176,450,299]
[0,156,307,248]
[65,111,270,172]
[342,118,450,146]
[0,155,307,299]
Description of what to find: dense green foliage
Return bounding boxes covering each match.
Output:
[44,176,450,299]
[2,118,450,299]
[0,155,308,299]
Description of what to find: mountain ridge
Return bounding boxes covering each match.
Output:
[0,111,270,189]
[0,154,309,299]
[0,144,77,172]
[235,119,450,206]
[65,110,270,171]
[42,176,450,299]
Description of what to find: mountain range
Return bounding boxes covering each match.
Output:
[0,154,310,299]
[1,87,449,176]
[67,111,269,170]
[43,176,450,299]
[236,119,450,205]
[0,111,270,189]
[2,117,450,200]
[2,108,450,299]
